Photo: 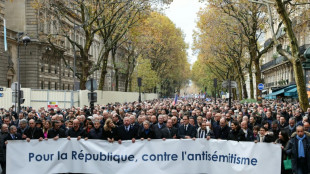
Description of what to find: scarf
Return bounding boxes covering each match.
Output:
[296,134,306,158]
[145,129,150,135]
[288,125,295,131]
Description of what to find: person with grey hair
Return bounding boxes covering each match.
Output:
[138,120,155,140]
[286,125,310,174]
[17,119,28,135]
[284,117,296,136]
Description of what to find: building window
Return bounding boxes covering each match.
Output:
[68,85,70,90]
[48,82,51,90]
[55,83,57,90]
[41,81,44,89]
[41,65,44,72]
[55,68,58,74]
[48,65,51,73]
[63,84,65,90]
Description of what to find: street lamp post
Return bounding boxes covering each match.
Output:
[17,32,30,113]
[137,77,142,103]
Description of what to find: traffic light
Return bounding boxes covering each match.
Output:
[20,98,25,104]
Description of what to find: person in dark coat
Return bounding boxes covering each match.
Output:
[196,122,213,139]
[23,119,44,142]
[213,118,231,140]
[102,119,118,143]
[47,120,66,139]
[138,120,156,140]
[67,119,86,140]
[275,130,291,174]
[3,125,22,174]
[286,126,310,174]
[241,121,254,141]
[227,121,245,141]
[255,127,274,143]
[0,124,8,174]
[178,115,196,139]
[87,120,103,139]
[152,115,166,139]
[161,119,178,140]
[117,117,137,144]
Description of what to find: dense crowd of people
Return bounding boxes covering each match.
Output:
[0,98,309,174]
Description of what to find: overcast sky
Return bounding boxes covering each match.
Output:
[164,0,205,65]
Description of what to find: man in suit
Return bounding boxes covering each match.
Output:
[47,120,66,140]
[117,117,137,144]
[5,125,22,142]
[153,115,166,139]
[213,118,230,140]
[178,115,196,139]
[196,122,213,140]
[161,119,178,140]
[3,125,22,174]
[241,121,254,141]
[23,119,44,142]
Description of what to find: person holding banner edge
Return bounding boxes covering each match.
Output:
[286,125,310,174]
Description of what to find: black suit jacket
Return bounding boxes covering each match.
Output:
[153,123,166,139]
[161,127,178,139]
[4,133,22,141]
[138,129,156,139]
[47,128,66,138]
[102,127,118,140]
[196,128,214,138]
[24,127,44,139]
[117,125,137,140]
[214,125,230,140]
[178,124,196,138]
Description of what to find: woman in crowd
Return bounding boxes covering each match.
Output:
[102,118,118,143]
[228,121,245,141]
[252,125,260,141]
[43,120,52,139]
[275,130,291,174]
[138,120,155,140]
[85,121,94,134]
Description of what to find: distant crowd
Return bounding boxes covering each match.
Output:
[0,98,309,174]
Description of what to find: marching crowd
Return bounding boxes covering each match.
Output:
[0,98,309,174]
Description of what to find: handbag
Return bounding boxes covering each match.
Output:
[283,156,292,170]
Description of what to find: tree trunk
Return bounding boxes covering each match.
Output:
[237,76,242,100]
[274,0,309,111]
[111,49,119,91]
[254,58,262,100]
[99,51,109,90]
[293,60,309,111]
[248,62,254,99]
[236,63,248,99]
[129,78,132,92]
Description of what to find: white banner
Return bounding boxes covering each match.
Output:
[7,139,281,174]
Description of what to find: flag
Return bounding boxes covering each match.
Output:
[172,94,178,105]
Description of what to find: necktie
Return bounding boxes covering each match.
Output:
[201,130,204,138]
[126,126,129,132]
[12,134,15,140]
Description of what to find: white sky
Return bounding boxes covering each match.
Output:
[164,0,205,65]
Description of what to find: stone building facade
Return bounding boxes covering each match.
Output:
[261,8,310,94]
[0,0,127,91]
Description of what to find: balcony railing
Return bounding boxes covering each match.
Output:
[261,56,288,71]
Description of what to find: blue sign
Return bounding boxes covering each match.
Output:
[0,93,3,97]
[206,98,211,102]
[258,83,264,90]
